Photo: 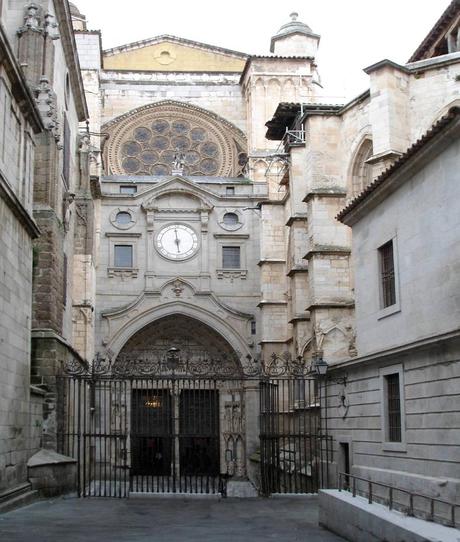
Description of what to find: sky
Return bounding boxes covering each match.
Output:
[73,0,452,102]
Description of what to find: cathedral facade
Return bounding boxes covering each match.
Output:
[0,0,459,512]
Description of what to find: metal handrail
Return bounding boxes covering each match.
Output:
[338,472,458,528]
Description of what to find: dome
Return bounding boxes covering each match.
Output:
[274,12,313,38]
[69,2,81,16]
[270,12,320,54]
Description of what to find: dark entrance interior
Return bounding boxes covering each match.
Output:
[131,389,172,476]
[130,387,220,479]
[180,390,219,476]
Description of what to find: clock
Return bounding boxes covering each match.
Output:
[156,224,199,260]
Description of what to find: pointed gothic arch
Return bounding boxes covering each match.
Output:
[349,137,373,197]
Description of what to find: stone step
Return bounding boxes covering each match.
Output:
[0,483,39,514]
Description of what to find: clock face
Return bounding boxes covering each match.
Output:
[156,224,199,260]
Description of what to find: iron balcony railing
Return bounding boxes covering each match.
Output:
[338,472,459,529]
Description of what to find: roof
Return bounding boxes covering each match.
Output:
[103,35,249,59]
[239,55,314,85]
[408,0,460,62]
[265,102,346,140]
[270,12,320,53]
[336,106,460,222]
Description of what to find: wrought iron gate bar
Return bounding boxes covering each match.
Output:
[57,354,332,498]
[61,351,314,379]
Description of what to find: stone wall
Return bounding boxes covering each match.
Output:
[0,199,39,491]
[353,137,460,356]
[326,336,460,502]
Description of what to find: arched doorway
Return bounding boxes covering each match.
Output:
[117,315,245,494]
[58,315,248,496]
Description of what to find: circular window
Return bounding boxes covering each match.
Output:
[115,211,132,225]
[223,212,239,226]
[110,208,137,230]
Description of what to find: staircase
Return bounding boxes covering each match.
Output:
[0,482,39,514]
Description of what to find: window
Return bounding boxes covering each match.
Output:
[226,186,235,196]
[62,114,70,187]
[223,212,238,226]
[222,246,240,268]
[120,185,137,194]
[63,253,68,306]
[114,245,133,268]
[115,211,132,225]
[379,240,396,308]
[384,373,402,442]
[251,320,256,335]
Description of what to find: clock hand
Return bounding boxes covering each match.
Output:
[174,229,181,252]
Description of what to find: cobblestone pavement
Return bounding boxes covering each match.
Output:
[0,495,345,542]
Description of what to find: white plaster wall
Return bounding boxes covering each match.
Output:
[353,138,460,356]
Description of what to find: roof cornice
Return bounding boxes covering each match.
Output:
[103,34,249,59]
[337,107,460,225]
[54,0,89,121]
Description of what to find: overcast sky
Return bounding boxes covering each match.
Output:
[74,0,451,102]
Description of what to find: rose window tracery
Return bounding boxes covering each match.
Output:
[104,101,247,177]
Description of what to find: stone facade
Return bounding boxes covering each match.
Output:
[263,1,460,504]
[334,112,460,504]
[0,14,42,492]
[0,0,92,495]
[0,0,459,504]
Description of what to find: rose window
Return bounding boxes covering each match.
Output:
[104,101,247,177]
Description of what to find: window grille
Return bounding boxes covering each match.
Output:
[222,246,240,269]
[379,240,396,307]
[114,245,133,268]
[385,373,401,442]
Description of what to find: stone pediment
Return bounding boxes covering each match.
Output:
[140,176,216,212]
[103,35,248,73]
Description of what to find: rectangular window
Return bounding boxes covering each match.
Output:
[226,186,235,196]
[379,240,396,308]
[222,246,240,268]
[63,114,70,187]
[120,185,137,194]
[385,373,401,442]
[63,253,68,307]
[114,245,133,268]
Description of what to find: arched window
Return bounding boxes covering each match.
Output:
[351,139,373,196]
[223,212,238,226]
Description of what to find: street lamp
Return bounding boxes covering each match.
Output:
[314,354,329,377]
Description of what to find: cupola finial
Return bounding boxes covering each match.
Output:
[290,12,299,21]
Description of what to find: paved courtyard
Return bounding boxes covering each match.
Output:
[0,495,345,542]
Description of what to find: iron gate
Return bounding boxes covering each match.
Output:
[57,353,332,497]
[259,377,332,495]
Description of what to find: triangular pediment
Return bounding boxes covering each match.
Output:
[140,176,218,210]
[103,35,248,73]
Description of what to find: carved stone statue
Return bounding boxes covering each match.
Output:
[172,149,185,171]
[23,3,41,31]
[314,323,325,352]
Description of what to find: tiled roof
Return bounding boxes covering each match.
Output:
[408,0,460,62]
[336,106,460,222]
